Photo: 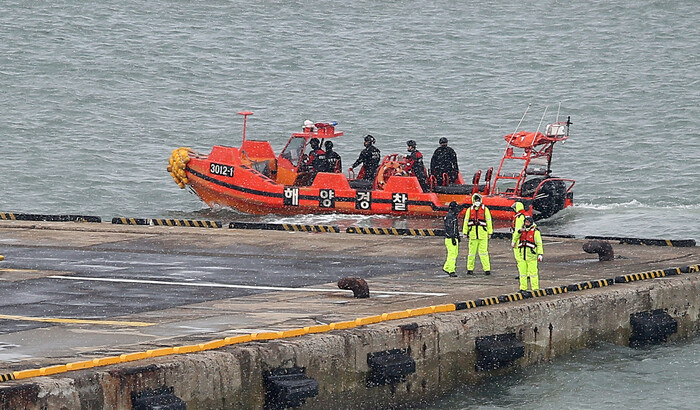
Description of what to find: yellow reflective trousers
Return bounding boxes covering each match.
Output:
[467,238,490,271]
[515,249,539,291]
[443,238,459,273]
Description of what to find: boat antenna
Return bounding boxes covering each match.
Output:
[514,103,531,135]
[238,111,254,146]
[503,103,531,149]
[556,101,561,122]
[535,106,548,136]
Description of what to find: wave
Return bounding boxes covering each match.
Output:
[574,201,700,211]
[271,213,390,225]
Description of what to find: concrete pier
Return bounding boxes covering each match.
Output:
[0,220,698,409]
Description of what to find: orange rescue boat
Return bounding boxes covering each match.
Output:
[168,112,574,221]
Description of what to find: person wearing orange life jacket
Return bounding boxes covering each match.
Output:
[512,216,543,292]
[462,193,493,275]
[511,201,527,261]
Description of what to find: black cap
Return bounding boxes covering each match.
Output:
[524,216,534,224]
[324,140,333,149]
[439,137,448,144]
[407,140,416,147]
[364,134,375,143]
[310,138,320,148]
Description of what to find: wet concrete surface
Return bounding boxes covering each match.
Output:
[0,220,697,372]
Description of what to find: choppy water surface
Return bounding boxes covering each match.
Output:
[420,337,700,409]
[1,0,698,406]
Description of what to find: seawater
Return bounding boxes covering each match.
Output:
[1,1,698,407]
[419,336,700,409]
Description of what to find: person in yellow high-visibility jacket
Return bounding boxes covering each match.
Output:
[512,216,543,291]
[462,193,493,275]
[511,201,527,262]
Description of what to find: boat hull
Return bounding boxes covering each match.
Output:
[183,160,551,221]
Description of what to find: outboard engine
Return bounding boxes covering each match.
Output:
[532,179,567,220]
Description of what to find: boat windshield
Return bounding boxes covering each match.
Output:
[280,137,306,167]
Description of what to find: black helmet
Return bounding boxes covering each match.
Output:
[310,138,320,149]
[364,134,375,144]
[524,216,534,225]
[448,201,458,210]
[439,137,448,144]
[324,140,333,149]
[407,140,417,147]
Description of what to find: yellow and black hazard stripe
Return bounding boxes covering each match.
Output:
[450,266,696,314]
[567,282,590,292]
[345,226,441,236]
[620,238,695,247]
[111,217,150,225]
[529,286,569,297]
[151,219,222,228]
[612,266,700,284]
[585,235,696,247]
[476,296,501,307]
[281,223,340,233]
[614,269,667,283]
[548,286,569,295]
[529,289,547,298]
[454,300,479,310]
[672,265,700,274]
[588,278,613,288]
[229,222,340,233]
[0,213,101,223]
[565,279,611,292]
[0,373,14,382]
[498,292,526,302]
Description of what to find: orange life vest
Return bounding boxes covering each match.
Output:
[467,205,487,228]
[518,227,539,250]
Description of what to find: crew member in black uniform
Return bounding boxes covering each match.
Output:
[351,134,381,181]
[405,140,429,191]
[324,140,342,173]
[430,137,459,186]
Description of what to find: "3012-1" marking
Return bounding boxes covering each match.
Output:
[210,163,234,177]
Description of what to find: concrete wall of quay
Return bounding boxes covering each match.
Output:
[2,275,699,409]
